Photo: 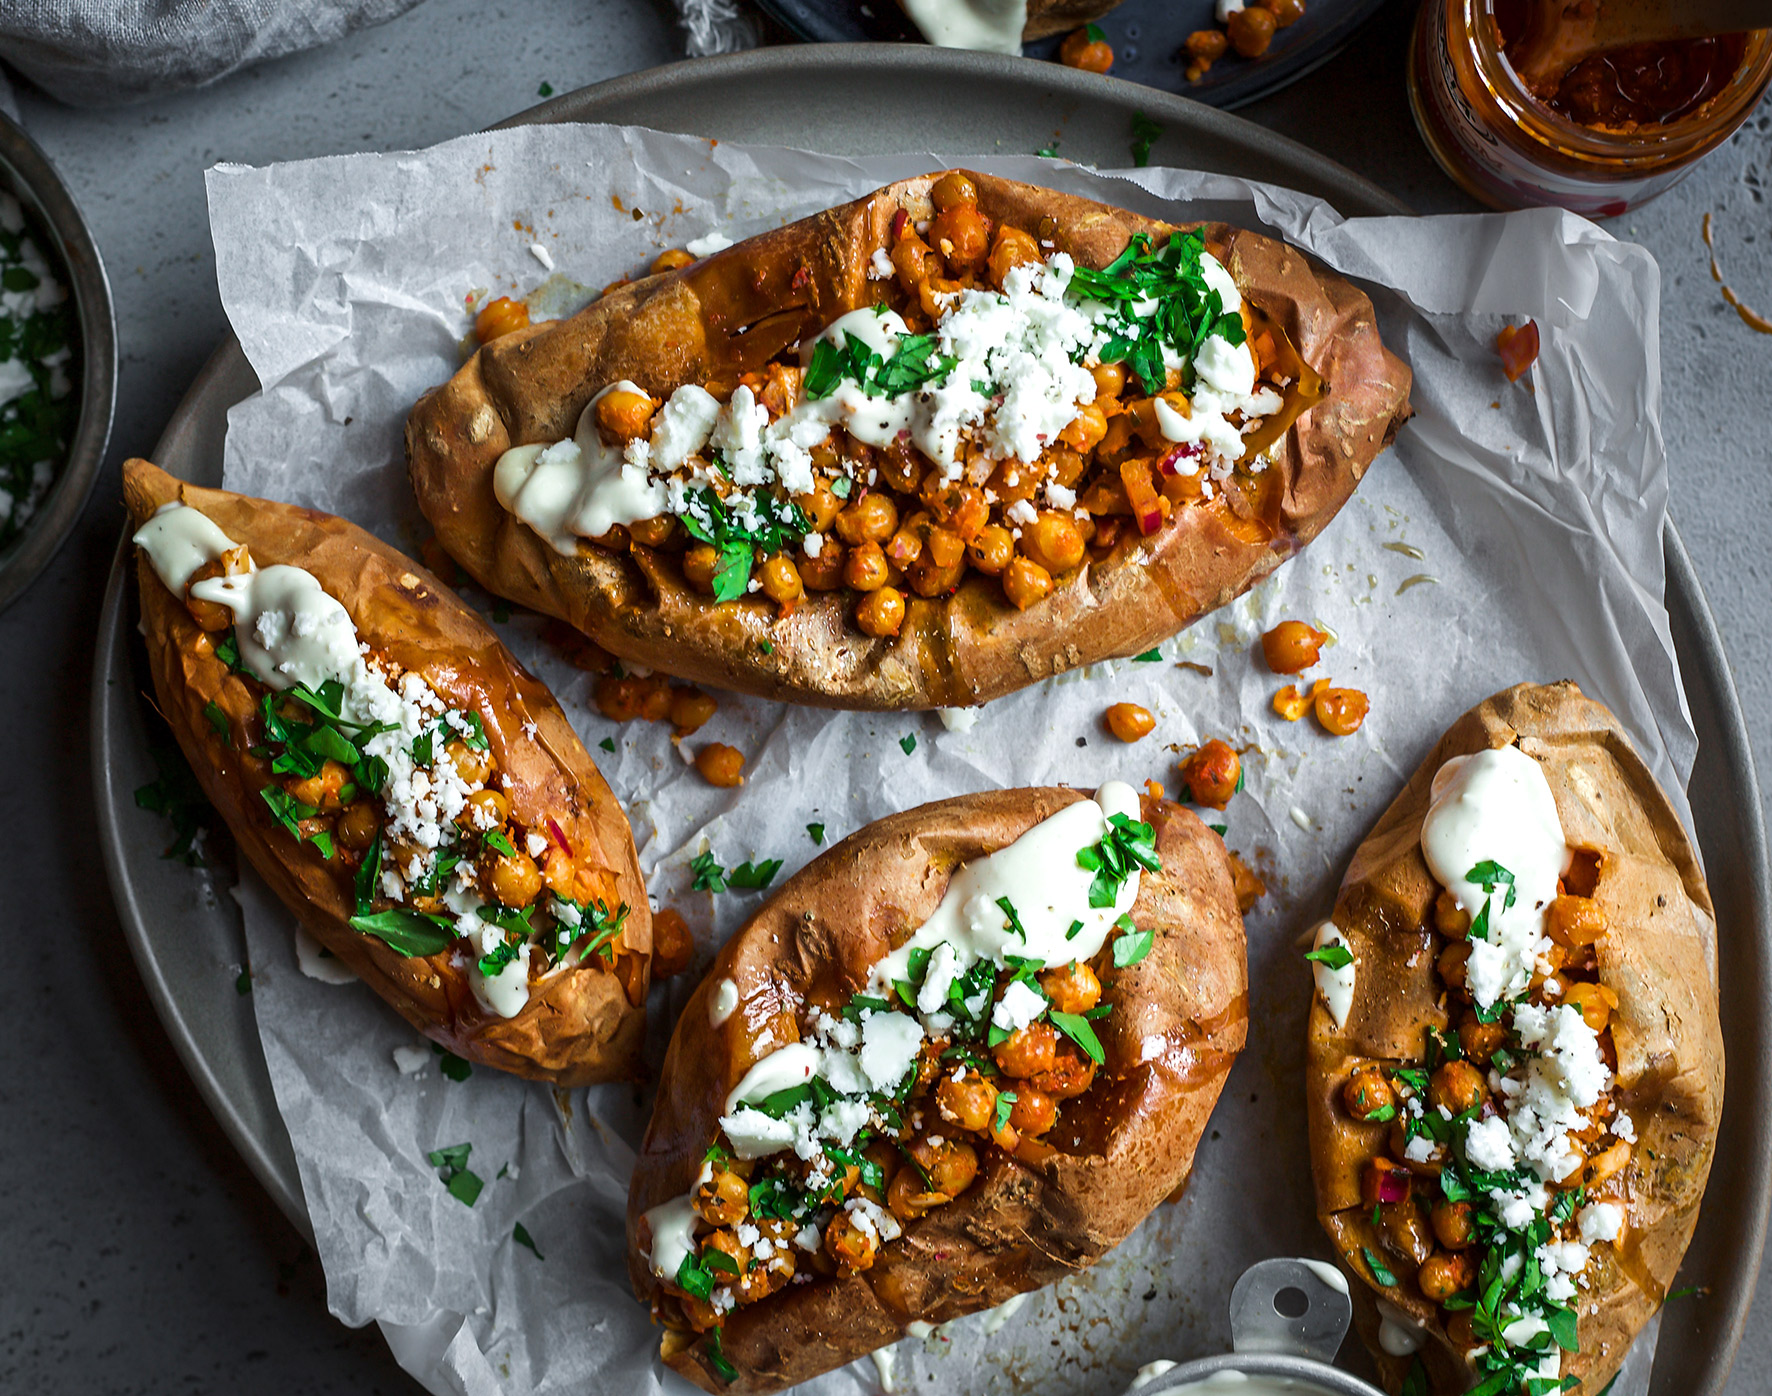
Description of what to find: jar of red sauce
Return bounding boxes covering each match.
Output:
[1409,0,1772,216]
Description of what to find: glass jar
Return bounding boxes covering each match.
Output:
[1409,0,1772,217]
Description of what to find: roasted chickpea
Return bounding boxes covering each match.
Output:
[1430,1199,1475,1250]
[1008,1084,1059,1137]
[1105,702,1155,743]
[1090,362,1126,399]
[884,521,924,570]
[1040,961,1102,1014]
[908,556,965,599]
[1260,619,1327,674]
[1434,888,1471,938]
[1314,686,1370,736]
[1030,1042,1097,1100]
[594,387,656,442]
[796,480,843,533]
[890,232,936,291]
[462,787,511,830]
[932,204,991,269]
[1184,28,1229,61]
[1383,1200,1434,1267]
[651,248,696,273]
[1262,0,1306,27]
[594,674,652,723]
[967,523,1015,575]
[1342,1065,1396,1122]
[445,737,494,786]
[907,1135,979,1197]
[759,553,804,608]
[695,742,745,788]
[287,759,349,814]
[694,1165,750,1226]
[843,541,890,592]
[1179,738,1241,809]
[987,225,1043,289]
[651,907,694,979]
[1021,511,1085,575]
[702,1227,748,1279]
[1059,25,1115,72]
[542,847,597,905]
[1059,403,1109,454]
[886,1165,939,1222]
[935,1072,999,1133]
[1546,895,1607,948]
[1458,1012,1508,1065]
[825,1210,880,1276]
[1429,1060,1487,1116]
[1564,980,1617,1032]
[669,686,717,735]
[835,492,898,546]
[486,847,543,908]
[854,586,906,639]
[336,800,379,851]
[799,539,846,591]
[993,1020,1059,1079]
[1002,555,1054,610]
[1416,1250,1476,1304]
[628,514,679,548]
[929,171,978,212]
[474,295,530,343]
[1227,4,1278,57]
[683,542,719,593]
[1437,939,1472,996]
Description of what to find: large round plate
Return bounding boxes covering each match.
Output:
[754,0,1390,110]
[92,46,1768,1396]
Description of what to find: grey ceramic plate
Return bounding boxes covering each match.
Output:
[92,46,1768,1396]
[754,0,1390,111]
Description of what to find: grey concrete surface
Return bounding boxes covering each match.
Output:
[0,0,1766,1392]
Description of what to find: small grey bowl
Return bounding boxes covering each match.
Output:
[0,109,116,614]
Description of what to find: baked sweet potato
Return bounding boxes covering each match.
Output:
[124,457,651,1084]
[406,170,1410,711]
[626,783,1247,1393]
[1305,682,1722,1395]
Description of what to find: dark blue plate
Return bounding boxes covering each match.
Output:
[753,0,1390,109]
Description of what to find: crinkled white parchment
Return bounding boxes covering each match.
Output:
[204,123,1688,1396]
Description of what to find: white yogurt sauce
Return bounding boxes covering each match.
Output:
[937,706,981,732]
[709,976,740,1026]
[1376,1299,1427,1356]
[901,0,1026,53]
[295,927,358,984]
[643,1193,700,1281]
[1298,1258,1349,1295]
[1310,921,1355,1030]
[1421,745,1570,1009]
[133,502,241,593]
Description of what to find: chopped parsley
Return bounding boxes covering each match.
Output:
[707,1325,738,1383]
[432,1044,473,1081]
[0,203,79,550]
[1362,1246,1397,1287]
[349,907,455,958]
[1132,648,1163,662]
[1304,943,1354,970]
[513,1221,544,1259]
[552,896,627,962]
[806,822,825,845]
[728,858,783,890]
[1049,1009,1105,1065]
[537,80,554,97]
[1076,812,1161,908]
[690,850,728,892]
[203,700,232,745]
[993,1091,1018,1135]
[676,485,811,604]
[1130,111,1163,168]
[804,329,957,402]
[133,743,213,866]
[1066,229,1248,394]
[1112,919,1154,967]
[899,733,918,755]
[598,736,616,752]
[427,1142,484,1207]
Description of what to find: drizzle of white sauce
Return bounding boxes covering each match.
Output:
[133,502,240,593]
[710,976,740,1027]
[470,943,533,1019]
[1299,1258,1349,1295]
[900,0,1026,53]
[979,1290,1028,1335]
[937,706,981,732]
[641,1194,699,1283]
[294,927,358,984]
[1377,1299,1427,1356]
[1129,1360,1178,1391]
[1310,921,1355,1030]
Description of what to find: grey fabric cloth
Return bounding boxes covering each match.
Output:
[0,0,433,106]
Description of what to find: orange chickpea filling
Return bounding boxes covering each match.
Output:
[695,742,746,788]
[1260,619,1327,674]
[1179,738,1241,808]
[658,907,1147,1332]
[1059,25,1115,73]
[1336,847,1626,1346]
[474,295,530,344]
[556,185,1301,644]
[1104,702,1156,743]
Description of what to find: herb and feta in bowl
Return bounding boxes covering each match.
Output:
[0,112,113,612]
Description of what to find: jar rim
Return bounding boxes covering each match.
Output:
[1463,0,1772,165]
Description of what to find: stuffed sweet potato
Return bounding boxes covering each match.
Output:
[406,170,1411,711]
[124,457,651,1084]
[1305,682,1722,1395]
[627,782,1247,1393]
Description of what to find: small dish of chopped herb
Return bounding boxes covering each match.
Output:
[0,112,115,613]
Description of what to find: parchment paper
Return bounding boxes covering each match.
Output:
[202,122,1691,1396]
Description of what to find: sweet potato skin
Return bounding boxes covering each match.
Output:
[123,457,651,1084]
[626,787,1248,1394]
[1305,681,1723,1394]
[406,171,1411,711]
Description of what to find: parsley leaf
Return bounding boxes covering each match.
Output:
[203,700,232,745]
[1076,812,1161,908]
[432,1044,473,1081]
[350,908,456,958]
[993,1090,1018,1135]
[676,486,811,604]
[427,1142,484,1206]
[807,822,825,845]
[1363,1246,1397,1287]
[1305,943,1354,970]
[691,850,728,893]
[1049,1010,1105,1065]
[1468,859,1518,909]
[707,1325,739,1383]
[1113,924,1155,967]
[997,896,1027,940]
[598,736,616,752]
[513,1221,544,1259]
[899,733,918,755]
[1132,648,1163,662]
[1130,111,1163,167]
[729,858,783,890]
